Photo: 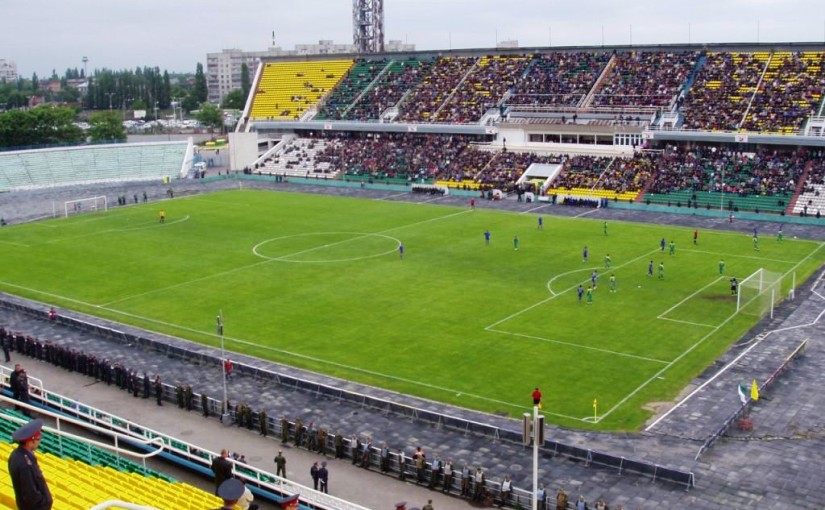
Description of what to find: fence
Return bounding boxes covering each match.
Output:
[694,339,807,461]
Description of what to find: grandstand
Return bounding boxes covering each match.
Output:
[0,141,193,192]
[236,44,825,216]
[248,59,354,121]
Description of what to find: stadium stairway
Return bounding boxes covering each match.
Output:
[682,53,707,94]
[786,159,814,215]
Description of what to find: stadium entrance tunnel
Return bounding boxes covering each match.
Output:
[252,232,401,263]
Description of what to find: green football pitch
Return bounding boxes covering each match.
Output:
[1,189,822,431]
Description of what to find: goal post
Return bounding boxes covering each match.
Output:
[736,268,783,319]
[64,196,108,217]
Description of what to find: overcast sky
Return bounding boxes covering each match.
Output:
[4,0,825,77]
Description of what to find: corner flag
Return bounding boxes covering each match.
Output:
[737,383,749,404]
[750,379,759,401]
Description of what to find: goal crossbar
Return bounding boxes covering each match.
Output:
[737,268,783,319]
[64,196,108,217]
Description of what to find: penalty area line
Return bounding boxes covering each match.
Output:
[486,327,670,364]
[657,317,717,328]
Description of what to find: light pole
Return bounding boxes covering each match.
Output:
[532,405,539,510]
[217,311,228,421]
[717,161,725,211]
[105,92,114,110]
[122,97,133,122]
[525,404,544,510]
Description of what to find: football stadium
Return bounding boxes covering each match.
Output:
[3,6,825,510]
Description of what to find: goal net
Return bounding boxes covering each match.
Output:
[64,196,108,217]
[736,268,783,319]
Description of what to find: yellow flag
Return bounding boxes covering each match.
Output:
[593,399,597,408]
[751,379,759,401]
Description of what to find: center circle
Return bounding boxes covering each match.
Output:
[252,232,401,263]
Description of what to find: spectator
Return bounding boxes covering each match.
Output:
[211,449,233,495]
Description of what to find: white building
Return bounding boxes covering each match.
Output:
[0,59,18,82]
[206,40,416,104]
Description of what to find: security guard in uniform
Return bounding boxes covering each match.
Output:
[8,419,53,510]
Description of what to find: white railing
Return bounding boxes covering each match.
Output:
[0,366,370,510]
[803,115,825,137]
[0,392,166,468]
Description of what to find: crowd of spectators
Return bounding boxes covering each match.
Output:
[548,155,614,191]
[509,52,610,107]
[310,132,489,182]
[738,51,825,133]
[398,57,478,123]
[800,150,825,192]
[263,134,563,193]
[433,56,531,123]
[591,51,700,108]
[645,145,807,197]
[683,51,825,133]
[256,133,825,208]
[471,150,558,192]
[547,153,655,197]
[317,59,389,120]
[680,52,769,131]
[347,59,435,121]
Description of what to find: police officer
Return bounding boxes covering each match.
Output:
[281,494,300,510]
[274,450,287,479]
[8,419,53,510]
[334,431,344,458]
[281,416,290,444]
[214,479,245,510]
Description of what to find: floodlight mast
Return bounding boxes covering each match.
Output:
[353,0,384,53]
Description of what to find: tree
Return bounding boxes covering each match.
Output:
[162,71,172,109]
[56,86,81,104]
[195,103,223,132]
[88,110,127,142]
[31,73,39,91]
[221,89,245,110]
[241,62,251,103]
[0,106,83,148]
[181,92,199,113]
[194,63,208,104]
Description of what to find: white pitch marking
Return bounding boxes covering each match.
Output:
[486,328,670,364]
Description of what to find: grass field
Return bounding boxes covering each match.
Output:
[1,189,822,431]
